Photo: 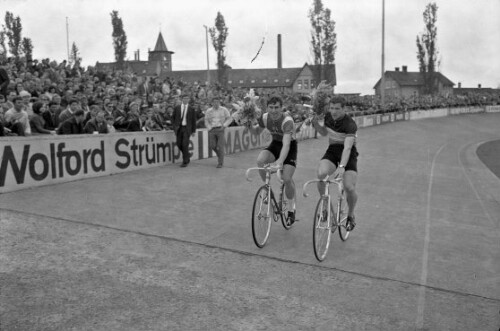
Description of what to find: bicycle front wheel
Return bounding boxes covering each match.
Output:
[313,196,333,261]
[252,186,273,248]
[338,190,350,241]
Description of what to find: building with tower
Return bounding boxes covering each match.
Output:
[96,32,336,95]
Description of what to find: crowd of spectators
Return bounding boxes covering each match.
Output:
[0,56,498,137]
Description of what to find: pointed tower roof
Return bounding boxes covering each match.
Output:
[153,32,169,52]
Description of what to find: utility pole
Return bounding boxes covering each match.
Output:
[203,25,210,86]
[381,0,386,107]
[66,17,70,64]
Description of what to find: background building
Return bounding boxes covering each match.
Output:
[96,32,336,94]
[373,65,454,97]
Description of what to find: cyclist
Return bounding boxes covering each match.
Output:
[247,95,298,225]
[311,98,358,231]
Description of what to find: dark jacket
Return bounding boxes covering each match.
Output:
[172,103,197,135]
[57,117,84,135]
[83,118,108,134]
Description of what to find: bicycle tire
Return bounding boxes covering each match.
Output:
[338,190,350,241]
[313,196,332,261]
[279,183,293,230]
[252,186,273,248]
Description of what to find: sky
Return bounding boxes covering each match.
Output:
[3,0,499,95]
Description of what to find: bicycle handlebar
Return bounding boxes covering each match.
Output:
[302,176,342,198]
[245,164,283,183]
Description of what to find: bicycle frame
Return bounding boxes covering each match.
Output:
[246,165,285,219]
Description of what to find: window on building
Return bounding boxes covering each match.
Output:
[251,80,255,83]
[228,80,232,84]
[263,79,267,83]
[239,80,244,84]
[285,79,290,83]
[297,80,302,90]
[274,79,278,83]
[304,80,309,90]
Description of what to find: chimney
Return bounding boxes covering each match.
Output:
[137,49,140,61]
[277,34,282,69]
[402,65,407,72]
[395,67,400,71]
[458,82,461,88]
[478,84,481,88]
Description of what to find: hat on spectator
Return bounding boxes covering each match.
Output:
[19,90,31,98]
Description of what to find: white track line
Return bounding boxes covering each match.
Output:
[458,141,497,227]
[416,143,447,329]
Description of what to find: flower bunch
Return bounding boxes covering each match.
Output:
[311,81,333,115]
[240,102,259,125]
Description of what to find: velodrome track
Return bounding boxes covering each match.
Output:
[1,113,499,330]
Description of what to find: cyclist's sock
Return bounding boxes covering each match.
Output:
[288,197,296,212]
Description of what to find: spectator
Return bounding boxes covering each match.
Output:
[30,101,56,135]
[43,101,62,130]
[125,103,142,132]
[4,96,31,136]
[57,109,85,135]
[84,110,108,134]
[0,63,9,98]
[59,98,80,123]
[106,116,116,133]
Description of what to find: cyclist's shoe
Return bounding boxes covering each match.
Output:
[346,215,356,232]
[287,210,296,226]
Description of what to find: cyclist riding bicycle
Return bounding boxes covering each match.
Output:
[311,98,358,231]
[247,95,298,225]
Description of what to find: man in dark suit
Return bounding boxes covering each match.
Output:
[172,94,197,167]
[57,109,85,135]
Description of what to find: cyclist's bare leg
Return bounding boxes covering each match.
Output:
[343,170,358,217]
[316,159,336,195]
[256,150,275,182]
[282,164,296,208]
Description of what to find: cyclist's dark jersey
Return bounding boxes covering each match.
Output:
[323,112,357,146]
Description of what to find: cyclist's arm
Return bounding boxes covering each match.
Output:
[311,116,328,136]
[339,136,355,167]
[276,132,291,166]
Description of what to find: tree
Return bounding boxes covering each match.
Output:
[209,12,229,88]
[416,2,439,95]
[0,31,6,62]
[308,0,337,83]
[69,42,81,66]
[3,11,23,60]
[21,37,33,61]
[110,10,128,69]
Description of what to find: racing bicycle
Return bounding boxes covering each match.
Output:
[246,164,294,248]
[303,175,351,261]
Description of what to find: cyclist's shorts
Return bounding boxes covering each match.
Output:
[265,140,298,167]
[321,144,358,172]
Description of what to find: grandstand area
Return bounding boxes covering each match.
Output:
[1,112,499,330]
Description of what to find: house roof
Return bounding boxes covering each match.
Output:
[164,64,336,88]
[373,71,454,89]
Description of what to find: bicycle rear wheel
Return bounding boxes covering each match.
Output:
[338,190,350,241]
[252,186,273,248]
[313,196,333,261]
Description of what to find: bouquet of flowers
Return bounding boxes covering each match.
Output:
[238,89,261,125]
[310,80,333,115]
